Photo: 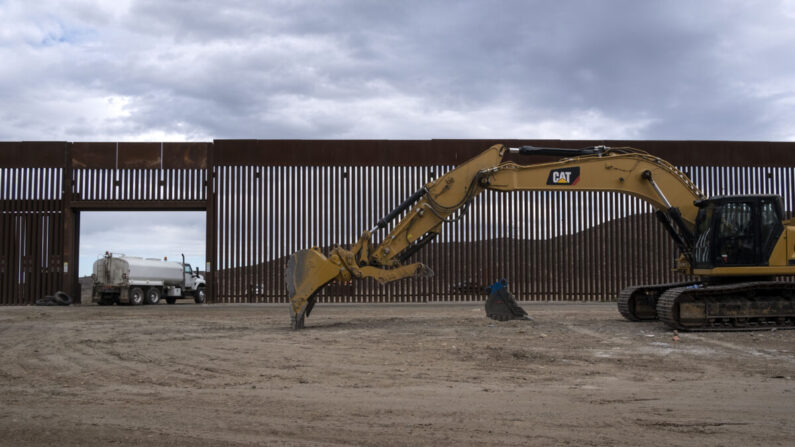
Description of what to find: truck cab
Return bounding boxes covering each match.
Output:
[182,263,207,303]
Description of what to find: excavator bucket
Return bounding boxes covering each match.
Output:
[485,279,532,322]
[285,248,341,329]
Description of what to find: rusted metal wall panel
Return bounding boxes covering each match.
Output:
[0,142,66,168]
[72,142,209,170]
[214,139,795,167]
[0,167,64,304]
[163,143,209,169]
[71,142,115,169]
[117,143,161,169]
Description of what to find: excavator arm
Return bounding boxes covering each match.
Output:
[286,144,705,329]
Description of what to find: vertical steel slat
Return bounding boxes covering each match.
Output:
[258,166,264,303]
[542,190,549,300]
[143,169,149,200]
[39,169,48,299]
[517,188,523,301]
[282,165,289,301]
[558,191,566,300]
[27,169,37,303]
[227,166,233,302]
[17,168,24,303]
[21,168,30,304]
[548,191,555,300]
[223,166,230,301]
[33,168,43,302]
[605,192,613,298]
[262,166,268,302]
[44,168,52,296]
[589,192,595,300]
[568,191,575,300]
[235,165,241,302]
[536,191,543,300]
[490,189,497,298]
[525,191,541,301]
[576,192,583,300]
[548,190,556,300]
[28,169,37,303]
[7,169,14,302]
[532,191,539,300]
[252,165,257,302]
[246,165,252,302]
[277,165,283,302]
[567,191,574,299]
[327,166,335,303]
[608,191,616,299]
[246,166,252,302]
[264,166,271,302]
[274,165,280,303]
[55,167,63,296]
[385,165,393,302]
[216,167,223,301]
[10,168,17,303]
[501,185,508,301]
[587,191,595,300]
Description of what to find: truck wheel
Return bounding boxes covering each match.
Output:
[194,286,206,304]
[129,287,144,306]
[166,297,177,305]
[146,287,161,305]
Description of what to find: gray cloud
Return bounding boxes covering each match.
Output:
[0,0,793,142]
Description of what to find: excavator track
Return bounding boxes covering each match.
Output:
[617,281,701,321]
[657,281,795,331]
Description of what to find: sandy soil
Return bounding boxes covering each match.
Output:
[0,302,793,446]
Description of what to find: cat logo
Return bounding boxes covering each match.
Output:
[546,167,580,186]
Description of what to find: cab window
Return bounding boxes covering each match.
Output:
[716,202,754,265]
[693,204,714,266]
[184,265,192,274]
[759,199,783,258]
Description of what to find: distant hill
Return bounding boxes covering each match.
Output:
[212,213,687,303]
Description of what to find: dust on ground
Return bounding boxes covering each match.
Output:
[0,302,793,446]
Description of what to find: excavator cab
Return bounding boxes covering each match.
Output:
[692,195,785,269]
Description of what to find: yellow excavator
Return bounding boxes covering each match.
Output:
[286,144,795,331]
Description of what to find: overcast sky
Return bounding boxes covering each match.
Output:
[2,0,794,142]
[79,211,205,276]
[1,0,794,274]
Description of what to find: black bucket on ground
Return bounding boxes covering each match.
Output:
[485,279,531,322]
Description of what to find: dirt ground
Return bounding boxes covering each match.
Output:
[0,302,793,446]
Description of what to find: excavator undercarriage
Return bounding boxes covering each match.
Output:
[617,281,702,321]
[285,144,795,331]
[657,281,795,331]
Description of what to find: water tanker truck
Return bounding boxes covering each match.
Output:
[92,253,206,305]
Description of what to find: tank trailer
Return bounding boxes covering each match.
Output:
[92,253,207,305]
